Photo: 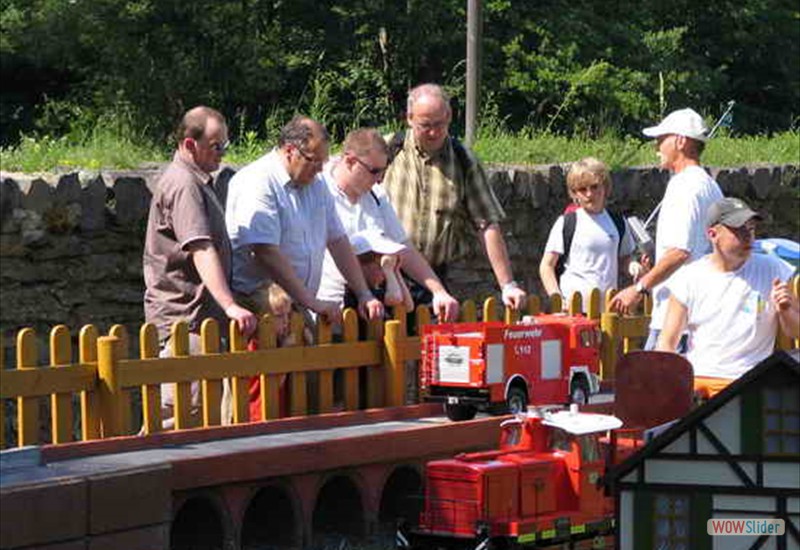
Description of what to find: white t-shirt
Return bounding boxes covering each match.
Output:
[225,150,346,295]
[544,208,635,309]
[669,253,794,379]
[316,161,408,305]
[650,165,723,329]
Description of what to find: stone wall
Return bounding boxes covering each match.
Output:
[2,163,798,364]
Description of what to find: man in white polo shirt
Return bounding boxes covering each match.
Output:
[610,108,723,350]
[225,116,383,325]
[658,197,798,398]
[317,127,459,321]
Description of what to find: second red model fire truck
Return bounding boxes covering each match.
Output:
[397,405,624,549]
[420,315,602,421]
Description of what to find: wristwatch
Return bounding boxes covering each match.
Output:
[635,281,650,296]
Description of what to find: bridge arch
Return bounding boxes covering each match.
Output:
[171,491,231,550]
[311,472,365,544]
[379,464,424,528]
[240,481,301,549]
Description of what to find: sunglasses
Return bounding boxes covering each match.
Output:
[190,138,229,154]
[354,156,386,177]
[209,140,230,154]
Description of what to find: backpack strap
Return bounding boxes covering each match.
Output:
[450,137,470,174]
[387,131,406,164]
[556,209,626,282]
[388,130,471,174]
[607,210,627,255]
[555,211,577,280]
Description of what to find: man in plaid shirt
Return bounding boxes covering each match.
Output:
[382,83,527,309]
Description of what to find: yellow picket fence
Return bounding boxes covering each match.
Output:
[2,279,797,450]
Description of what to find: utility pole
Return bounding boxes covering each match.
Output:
[465,0,482,147]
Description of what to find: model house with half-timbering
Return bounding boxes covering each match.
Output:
[608,350,799,550]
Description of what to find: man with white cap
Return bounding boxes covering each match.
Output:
[317,127,459,320]
[657,197,798,398]
[610,108,723,350]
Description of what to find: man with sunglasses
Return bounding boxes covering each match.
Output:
[610,108,723,351]
[225,116,383,326]
[316,128,459,321]
[382,84,527,310]
[144,106,257,428]
[657,198,798,398]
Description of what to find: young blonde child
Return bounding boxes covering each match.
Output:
[539,157,635,309]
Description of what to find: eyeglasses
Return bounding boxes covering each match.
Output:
[354,156,386,177]
[412,119,448,132]
[571,183,602,194]
[295,147,326,165]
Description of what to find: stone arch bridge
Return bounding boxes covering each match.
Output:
[1,405,504,550]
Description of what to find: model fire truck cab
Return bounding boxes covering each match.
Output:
[398,406,623,549]
[421,315,601,421]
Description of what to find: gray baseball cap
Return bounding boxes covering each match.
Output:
[706,197,763,228]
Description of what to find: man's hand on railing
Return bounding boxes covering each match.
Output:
[311,298,344,326]
[225,303,258,338]
[501,281,527,310]
[609,285,643,316]
[358,295,385,321]
[432,290,460,322]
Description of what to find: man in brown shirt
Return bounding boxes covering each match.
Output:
[144,106,257,427]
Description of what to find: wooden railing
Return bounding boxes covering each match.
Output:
[3,278,797,449]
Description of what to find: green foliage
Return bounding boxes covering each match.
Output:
[471,130,800,168]
[3,128,796,173]
[0,107,164,172]
[1,0,798,146]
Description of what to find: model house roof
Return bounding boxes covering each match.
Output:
[606,349,800,485]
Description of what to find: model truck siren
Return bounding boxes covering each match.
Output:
[420,314,602,421]
[397,405,623,549]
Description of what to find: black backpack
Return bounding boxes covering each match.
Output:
[554,210,627,280]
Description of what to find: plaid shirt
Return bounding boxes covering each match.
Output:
[381,131,505,267]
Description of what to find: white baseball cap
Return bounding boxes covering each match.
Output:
[642,108,709,142]
[349,229,406,256]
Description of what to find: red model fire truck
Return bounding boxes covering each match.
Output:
[420,315,602,421]
[397,405,623,549]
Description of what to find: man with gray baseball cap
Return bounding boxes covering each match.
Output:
[705,196,763,227]
[657,197,798,399]
[610,108,723,351]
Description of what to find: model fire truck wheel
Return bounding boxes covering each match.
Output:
[444,403,477,421]
[506,386,528,415]
[569,376,590,405]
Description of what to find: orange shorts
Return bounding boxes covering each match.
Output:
[694,376,733,400]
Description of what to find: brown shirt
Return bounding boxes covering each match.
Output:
[143,153,232,342]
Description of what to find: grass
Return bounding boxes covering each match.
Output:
[0,118,165,173]
[472,130,800,169]
[1,123,798,173]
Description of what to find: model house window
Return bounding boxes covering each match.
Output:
[763,386,800,455]
[653,493,690,550]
